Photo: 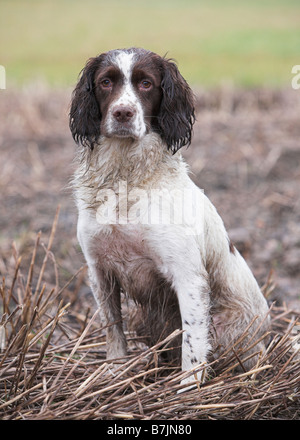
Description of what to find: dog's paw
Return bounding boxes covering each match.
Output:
[177,367,206,394]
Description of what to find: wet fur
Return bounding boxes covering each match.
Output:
[70,48,270,381]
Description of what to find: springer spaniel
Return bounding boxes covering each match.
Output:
[70,48,269,386]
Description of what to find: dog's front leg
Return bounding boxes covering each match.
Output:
[174,275,211,386]
[77,215,128,361]
[88,265,128,361]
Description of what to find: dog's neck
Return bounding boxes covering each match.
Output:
[73,132,186,210]
[75,132,183,188]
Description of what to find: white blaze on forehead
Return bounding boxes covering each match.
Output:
[106,50,147,138]
[115,51,135,83]
[114,51,136,106]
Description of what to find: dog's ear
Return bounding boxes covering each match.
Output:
[158,58,195,154]
[69,56,102,149]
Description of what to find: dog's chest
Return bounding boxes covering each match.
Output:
[91,225,165,299]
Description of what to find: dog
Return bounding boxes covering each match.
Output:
[69,47,270,384]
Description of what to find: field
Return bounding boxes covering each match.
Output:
[0,0,300,421]
[1,0,300,86]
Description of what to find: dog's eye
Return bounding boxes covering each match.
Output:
[139,80,152,90]
[100,79,112,89]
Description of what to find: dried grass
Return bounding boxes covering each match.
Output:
[0,211,299,421]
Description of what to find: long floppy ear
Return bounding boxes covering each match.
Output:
[158,58,195,154]
[69,56,102,149]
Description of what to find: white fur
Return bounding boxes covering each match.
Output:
[74,132,270,385]
[104,52,147,139]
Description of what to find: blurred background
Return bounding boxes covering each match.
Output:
[1,0,300,87]
[0,0,300,311]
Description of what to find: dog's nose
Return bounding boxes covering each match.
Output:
[113,106,136,123]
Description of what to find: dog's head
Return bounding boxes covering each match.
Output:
[69,48,195,154]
